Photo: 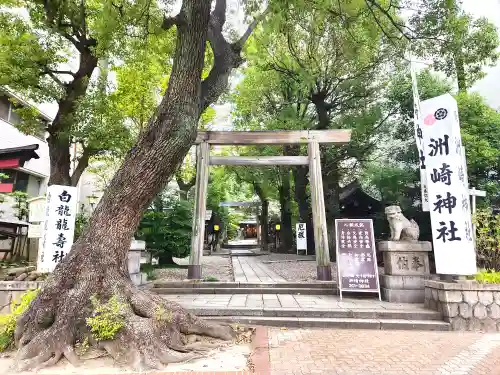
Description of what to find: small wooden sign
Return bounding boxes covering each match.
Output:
[335,219,381,300]
[28,224,42,238]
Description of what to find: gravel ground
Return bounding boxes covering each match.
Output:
[153,255,234,281]
[259,253,383,282]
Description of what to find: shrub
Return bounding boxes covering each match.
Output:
[475,270,500,284]
[474,209,500,271]
[0,289,39,352]
[74,211,90,241]
[136,195,192,265]
[203,276,218,282]
[86,295,126,342]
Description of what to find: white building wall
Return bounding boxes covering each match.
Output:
[0,118,50,178]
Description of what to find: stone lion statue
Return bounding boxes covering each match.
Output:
[385,205,419,241]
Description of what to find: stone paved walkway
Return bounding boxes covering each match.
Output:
[232,257,287,283]
[268,328,500,375]
[162,293,428,310]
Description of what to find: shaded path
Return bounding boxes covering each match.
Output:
[232,256,287,283]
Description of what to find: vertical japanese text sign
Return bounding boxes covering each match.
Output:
[296,223,307,254]
[420,94,476,275]
[335,219,381,300]
[37,185,78,273]
[410,56,430,211]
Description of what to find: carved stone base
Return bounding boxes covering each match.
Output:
[188,265,202,280]
[378,241,432,303]
[317,266,332,281]
[381,288,425,303]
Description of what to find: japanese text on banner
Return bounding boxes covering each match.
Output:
[37,185,77,273]
[420,94,476,275]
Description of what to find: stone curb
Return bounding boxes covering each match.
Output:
[152,281,336,289]
[207,316,450,331]
[249,326,271,375]
[152,287,336,295]
[425,280,500,291]
[188,306,442,320]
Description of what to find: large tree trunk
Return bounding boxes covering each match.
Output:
[47,134,72,186]
[253,182,269,252]
[292,165,315,254]
[14,1,247,371]
[323,158,341,261]
[278,167,294,252]
[47,50,98,186]
[260,199,269,252]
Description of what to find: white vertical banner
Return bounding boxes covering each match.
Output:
[296,223,307,253]
[37,185,78,273]
[420,94,476,275]
[409,54,430,211]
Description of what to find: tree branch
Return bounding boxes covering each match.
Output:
[162,13,183,30]
[71,146,96,186]
[46,71,66,87]
[199,2,268,112]
[175,170,196,193]
[234,8,270,49]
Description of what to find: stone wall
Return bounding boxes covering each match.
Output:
[425,280,500,332]
[0,281,44,314]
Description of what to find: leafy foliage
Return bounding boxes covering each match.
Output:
[473,209,500,271]
[86,295,126,342]
[9,191,28,221]
[409,0,499,91]
[136,195,192,264]
[74,211,91,241]
[0,289,39,352]
[475,270,500,284]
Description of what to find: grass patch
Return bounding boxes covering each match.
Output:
[475,269,500,284]
[203,276,218,282]
[0,289,39,352]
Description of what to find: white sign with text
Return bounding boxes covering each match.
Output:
[37,185,78,273]
[296,222,307,253]
[420,94,476,275]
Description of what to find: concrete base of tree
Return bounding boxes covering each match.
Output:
[316,266,332,281]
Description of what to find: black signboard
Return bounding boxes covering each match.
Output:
[335,219,381,300]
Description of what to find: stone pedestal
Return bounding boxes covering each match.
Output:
[378,241,432,303]
[128,239,146,286]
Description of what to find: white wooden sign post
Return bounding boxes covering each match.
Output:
[421,94,476,275]
[296,222,307,255]
[410,55,430,211]
[37,185,77,273]
[27,196,46,239]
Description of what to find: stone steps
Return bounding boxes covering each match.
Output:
[206,316,450,331]
[152,287,337,295]
[153,281,336,289]
[152,281,338,295]
[189,306,443,321]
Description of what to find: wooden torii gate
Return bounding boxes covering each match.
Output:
[188,130,352,281]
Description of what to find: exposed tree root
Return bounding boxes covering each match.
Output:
[12,272,238,372]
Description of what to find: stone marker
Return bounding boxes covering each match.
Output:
[128,238,146,285]
[379,206,431,303]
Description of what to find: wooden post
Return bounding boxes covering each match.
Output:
[188,142,210,279]
[308,141,332,280]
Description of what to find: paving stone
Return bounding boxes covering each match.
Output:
[268,327,500,375]
[473,304,488,319]
[478,291,494,305]
[487,303,500,319]
[463,291,479,305]
[459,302,472,318]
